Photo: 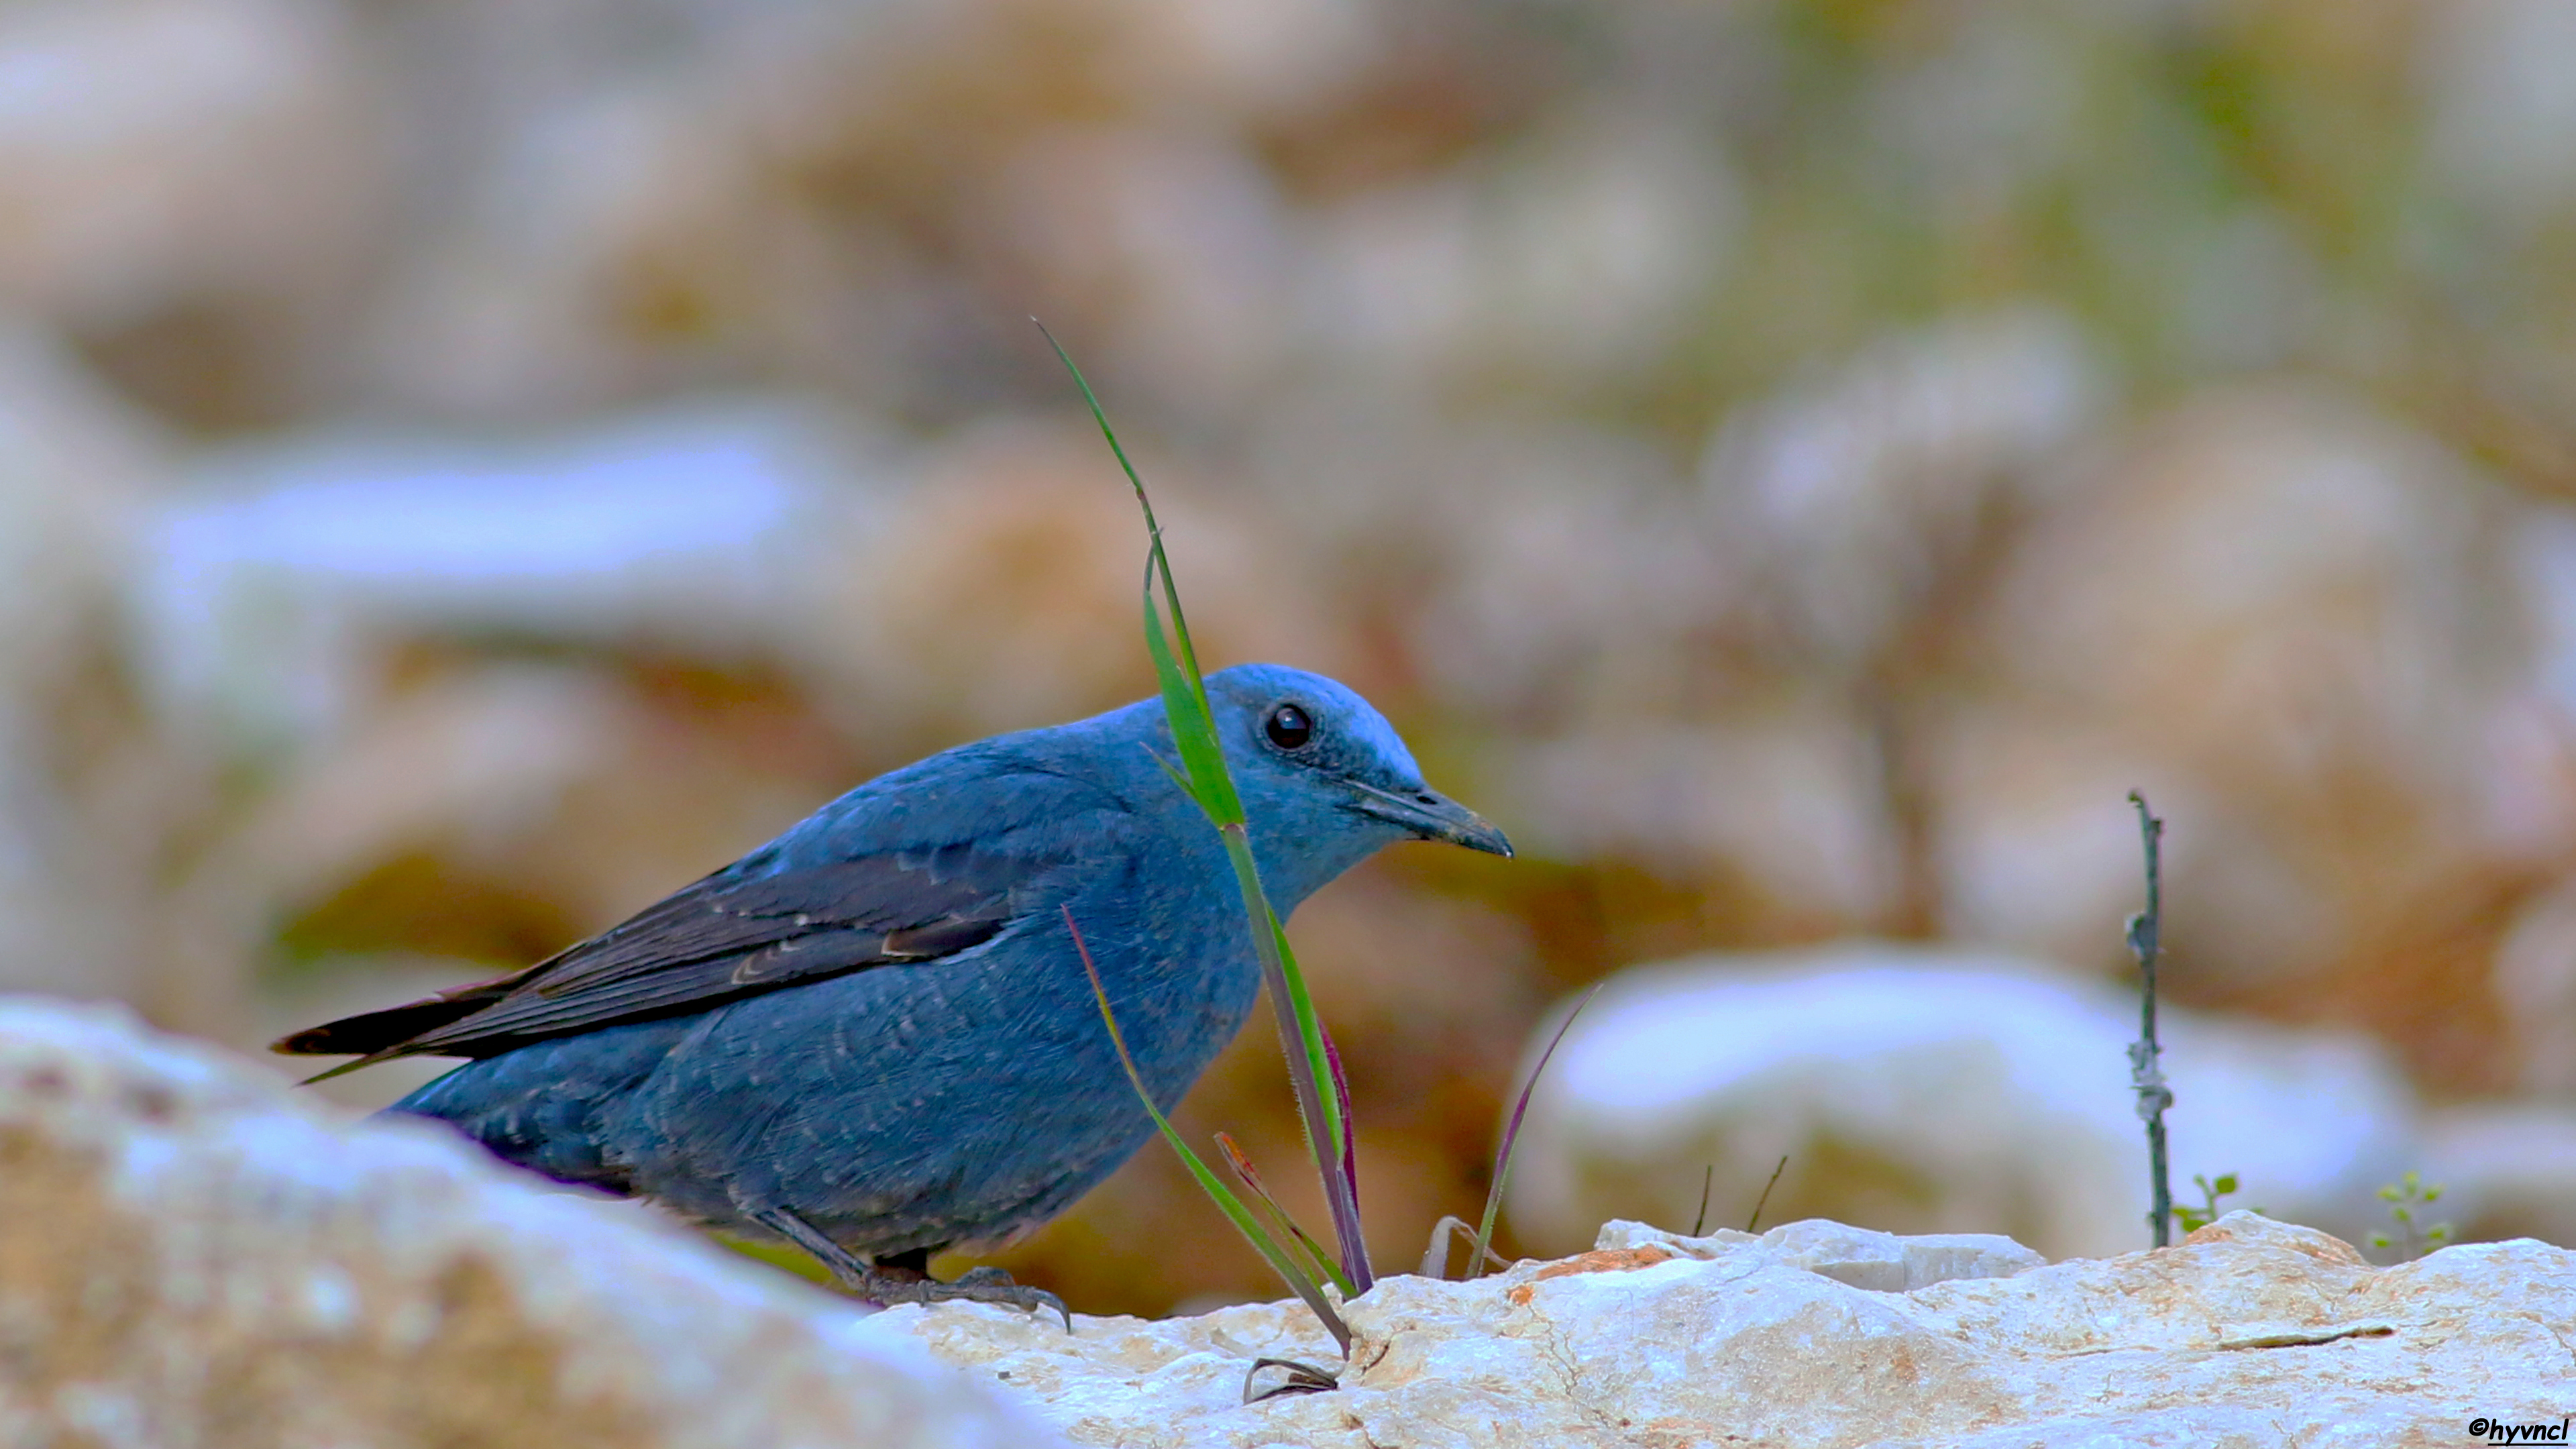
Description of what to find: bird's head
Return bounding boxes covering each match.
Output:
[1191,663,1510,906]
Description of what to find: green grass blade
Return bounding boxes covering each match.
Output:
[1313,1013,1368,1285]
[1140,537,1342,1183]
[1222,828,1368,1287]
[1041,319,1240,827]
[1141,574,1236,822]
[1270,911,1344,1163]
[1321,1024,1360,1204]
[1044,321,1371,1293]
[1066,906,1349,1351]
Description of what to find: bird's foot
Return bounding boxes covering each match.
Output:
[743,1205,1073,1332]
[874,1265,1071,1331]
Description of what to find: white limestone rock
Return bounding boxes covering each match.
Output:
[136,399,888,751]
[875,1212,2575,1448]
[0,997,1059,1449]
[1594,1216,2047,1291]
[1502,945,2432,1261]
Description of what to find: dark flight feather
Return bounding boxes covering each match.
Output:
[272,827,1086,1077]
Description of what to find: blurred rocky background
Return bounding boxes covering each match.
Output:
[7,0,2576,1312]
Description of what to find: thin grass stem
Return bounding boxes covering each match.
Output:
[1214,1132,1349,1294]
[2125,790,2174,1248]
[1745,1155,1790,1234]
[1469,982,1603,1276]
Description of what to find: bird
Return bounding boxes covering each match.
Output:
[274,663,1510,1323]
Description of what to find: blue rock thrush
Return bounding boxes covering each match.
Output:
[274,663,1509,1322]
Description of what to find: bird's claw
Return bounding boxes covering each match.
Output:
[883,1265,1072,1332]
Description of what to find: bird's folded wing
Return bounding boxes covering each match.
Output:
[274,784,1130,1067]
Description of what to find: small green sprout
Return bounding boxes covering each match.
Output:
[2172,1172,2254,1234]
[2367,1171,2453,1262]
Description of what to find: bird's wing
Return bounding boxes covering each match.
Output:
[274,767,1128,1070]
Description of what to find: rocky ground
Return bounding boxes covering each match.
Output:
[7,997,2570,1448]
[879,1214,2576,1447]
[0,998,1047,1449]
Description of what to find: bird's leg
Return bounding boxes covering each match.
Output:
[746,1206,1071,1331]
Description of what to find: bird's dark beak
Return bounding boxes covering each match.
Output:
[1345,781,1514,857]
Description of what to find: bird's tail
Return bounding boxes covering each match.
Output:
[269,973,523,1080]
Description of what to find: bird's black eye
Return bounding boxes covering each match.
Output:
[1265,703,1313,750]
